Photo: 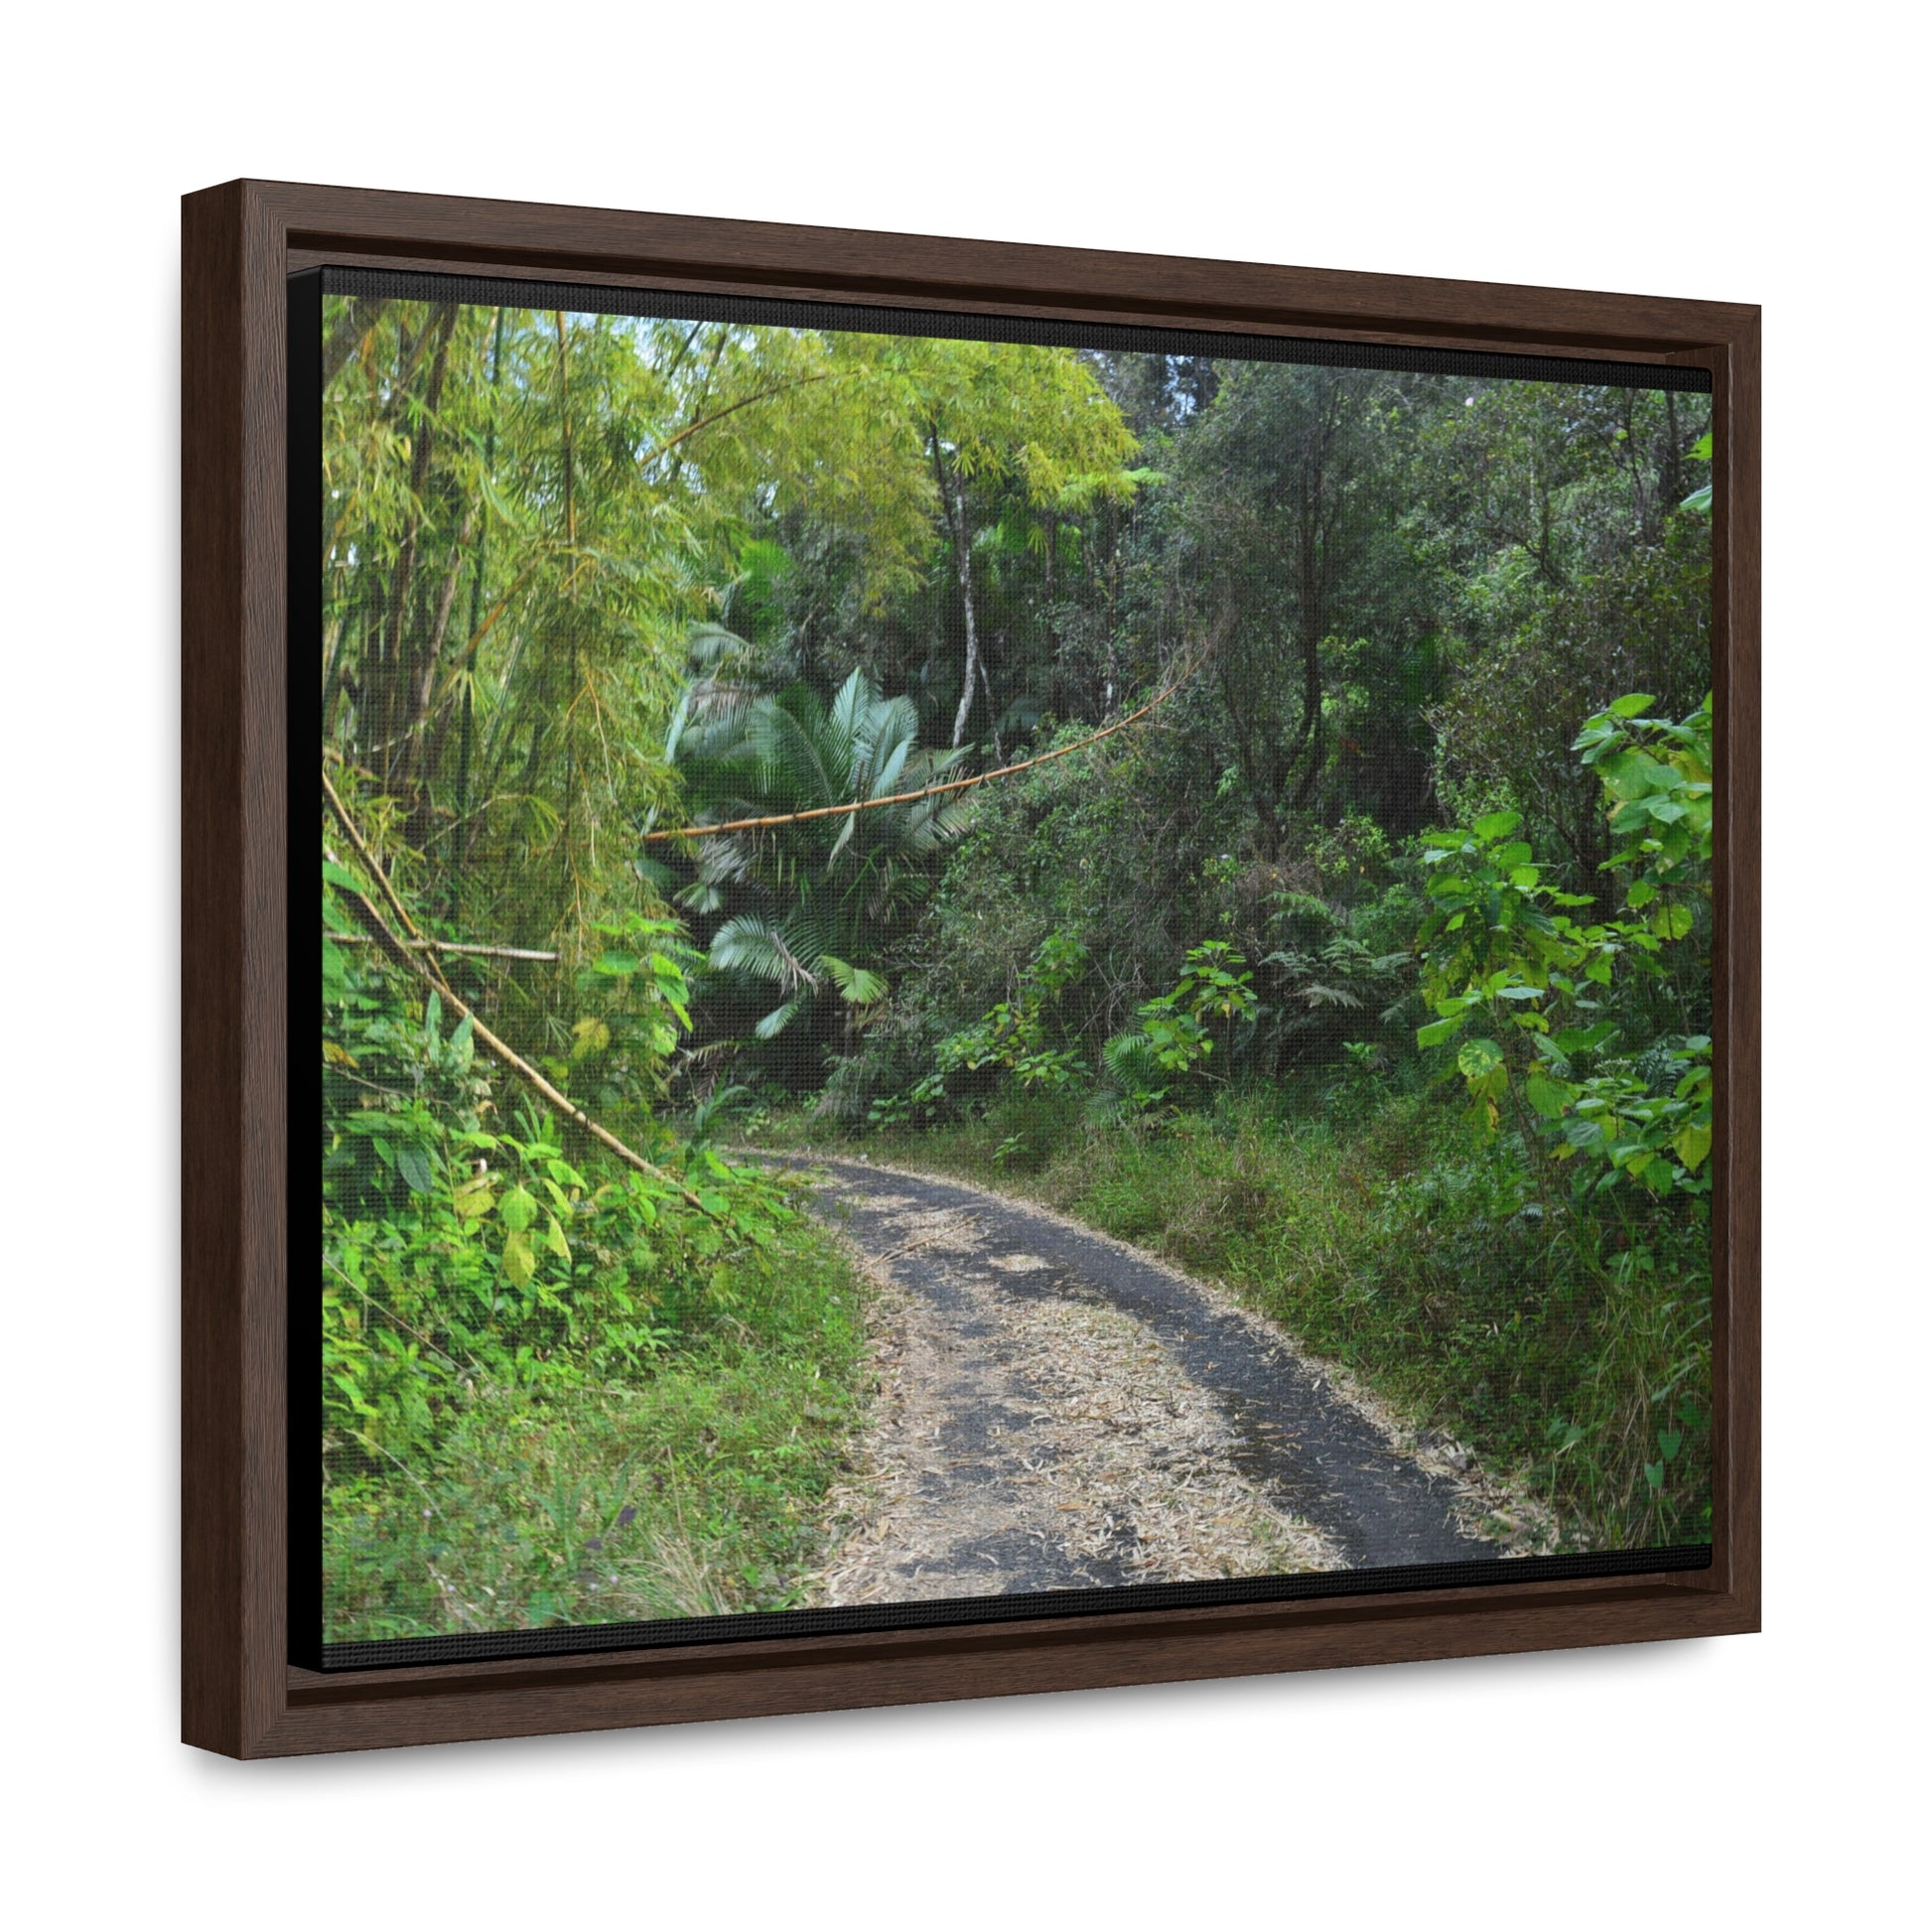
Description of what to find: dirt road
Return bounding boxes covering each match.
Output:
[788,1155,1501,1605]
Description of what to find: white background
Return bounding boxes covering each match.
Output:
[2,4,1920,1925]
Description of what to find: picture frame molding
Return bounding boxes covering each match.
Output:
[183,177,1760,1758]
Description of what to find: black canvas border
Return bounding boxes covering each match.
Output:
[322,265,1713,393]
[303,270,1715,1676]
[320,1543,1713,1672]
[289,267,325,1671]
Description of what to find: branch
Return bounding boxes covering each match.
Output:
[321,769,727,1222]
[644,660,1194,845]
[327,933,560,963]
[638,368,850,473]
[321,764,445,968]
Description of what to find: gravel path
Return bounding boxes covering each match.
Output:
[784,1154,1501,1606]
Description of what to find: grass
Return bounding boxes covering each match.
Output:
[759,1080,1712,1553]
[322,1219,871,1641]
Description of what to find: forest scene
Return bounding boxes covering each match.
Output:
[319,287,1714,1644]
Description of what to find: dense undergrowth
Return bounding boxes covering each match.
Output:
[322,862,869,1640]
[323,1219,865,1640]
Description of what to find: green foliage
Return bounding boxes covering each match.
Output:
[872,928,1093,1124]
[324,1220,867,1638]
[320,819,863,1635]
[1681,429,1714,512]
[1100,940,1260,1108]
[671,663,969,1054]
[1414,695,1713,1196]
[1417,382,1713,880]
[1573,690,1714,890]
[568,912,704,1114]
[322,910,816,1475]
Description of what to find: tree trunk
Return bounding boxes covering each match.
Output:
[452,306,505,909]
[374,303,458,786]
[932,438,982,750]
[556,312,583,939]
[1288,466,1328,813]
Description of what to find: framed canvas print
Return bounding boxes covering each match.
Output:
[183,181,1759,1757]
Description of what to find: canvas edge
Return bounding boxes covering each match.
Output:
[182,179,1761,1760]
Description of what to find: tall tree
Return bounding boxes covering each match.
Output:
[1170,364,1412,856]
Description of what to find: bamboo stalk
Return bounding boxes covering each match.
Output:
[643,661,1192,845]
[327,933,560,962]
[321,768,726,1221]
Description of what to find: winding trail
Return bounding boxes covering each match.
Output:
[782,1154,1501,1606]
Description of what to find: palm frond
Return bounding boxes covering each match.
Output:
[750,696,837,811]
[1301,984,1363,1009]
[820,955,890,1006]
[753,999,801,1040]
[710,914,821,994]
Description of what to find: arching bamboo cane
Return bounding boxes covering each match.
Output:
[321,767,728,1222]
[642,659,1193,845]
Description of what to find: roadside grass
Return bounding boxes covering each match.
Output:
[323,1220,870,1641]
[760,1084,1712,1554]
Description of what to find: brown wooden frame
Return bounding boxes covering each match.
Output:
[184,178,1759,1758]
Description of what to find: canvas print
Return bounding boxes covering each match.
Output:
[316,276,1714,1655]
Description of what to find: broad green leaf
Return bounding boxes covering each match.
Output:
[1456,1037,1503,1079]
[498,1184,538,1232]
[395,1144,435,1194]
[1596,751,1677,799]
[1557,1022,1617,1053]
[1524,1072,1571,1118]
[1609,693,1656,718]
[502,1228,535,1289]
[1417,1014,1466,1048]
[1472,809,1522,842]
[1673,1122,1713,1173]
